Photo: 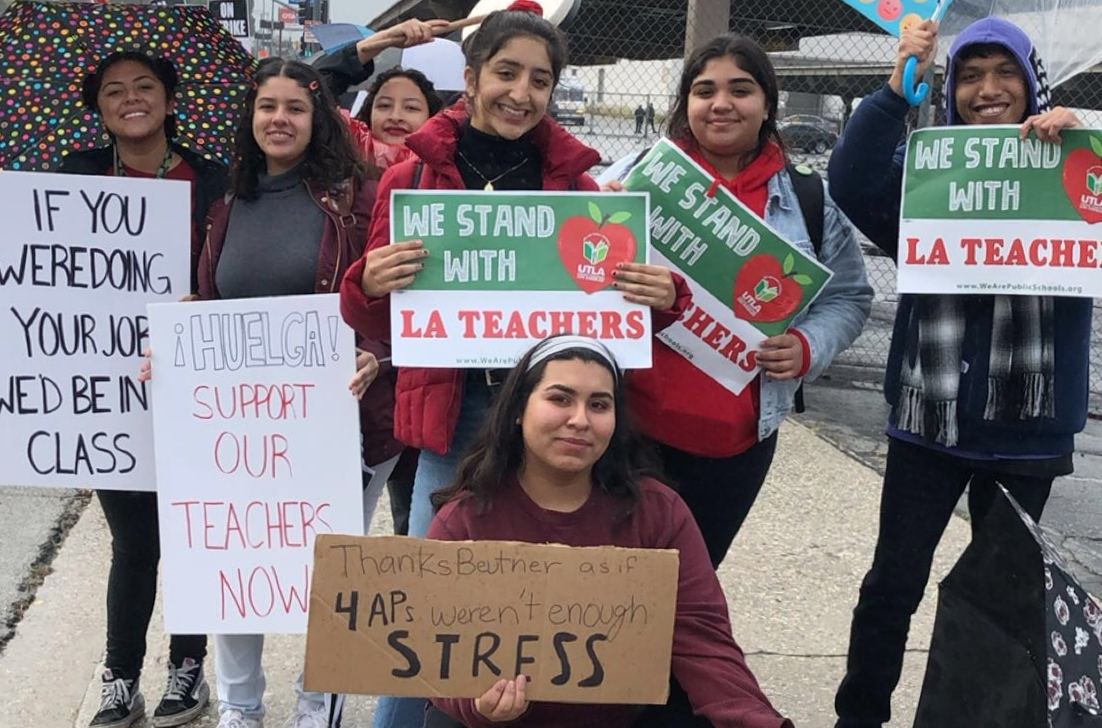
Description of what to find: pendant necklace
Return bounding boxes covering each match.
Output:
[113,144,175,179]
[456,150,531,191]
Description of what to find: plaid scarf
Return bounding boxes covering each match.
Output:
[896,295,1055,447]
[896,36,1057,447]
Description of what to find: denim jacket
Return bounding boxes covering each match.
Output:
[757,170,873,439]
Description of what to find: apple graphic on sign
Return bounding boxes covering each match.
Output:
[1061,135,1102,224]
[732,253,813,323]
[557,202,637,293]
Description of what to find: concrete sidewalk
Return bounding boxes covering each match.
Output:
[0,420,971,728]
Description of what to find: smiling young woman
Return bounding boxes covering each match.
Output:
[337,4,691,727]
[57,50,229,728]
[612,35,872,572]
[197,58,402,728]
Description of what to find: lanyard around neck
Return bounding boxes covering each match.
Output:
[113,144,175,179]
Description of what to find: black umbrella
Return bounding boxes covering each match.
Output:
[0,1,255,171]
[914,487,1102,727]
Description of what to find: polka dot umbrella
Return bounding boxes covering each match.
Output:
[0,1,256,172]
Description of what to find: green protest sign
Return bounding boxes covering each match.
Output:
[900,126,1102,297]
[621,140,832,395]
[388,191,653,368]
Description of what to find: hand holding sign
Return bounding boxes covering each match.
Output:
[1020,106,1083,144]
[612,263,677,310]
[757,333,806,381]
[361,240,428,297]
[476,675,530,722]
[349,349,380,399]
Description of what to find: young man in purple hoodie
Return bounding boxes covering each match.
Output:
[828,17,1090,728]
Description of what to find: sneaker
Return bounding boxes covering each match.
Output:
[218,709,264,728]
[89,668,146,728]
[290,702,329,728]
[152,657,211,727]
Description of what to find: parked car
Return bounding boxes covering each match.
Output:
[779,122,838,154]
[781,114,838,133]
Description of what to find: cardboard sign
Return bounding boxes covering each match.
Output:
[622,140,833,395]
[148,294,365,634]
[0,171,189,491]
[388,191,653,368]
[900,126,1102,297]
[304,535,679,704]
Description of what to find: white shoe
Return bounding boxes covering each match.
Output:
[218,709,264,728]
[290,702,329,728]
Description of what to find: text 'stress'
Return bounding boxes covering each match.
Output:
[304,536,679,704]
[0,171,189,490]
[622,140,833,395]
[900,126,1102,297]
[147,294,365,634]
[388,190,653,368]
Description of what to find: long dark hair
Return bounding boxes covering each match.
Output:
[667,35,785,165]
[82,50,179,140]
[431,338,657,518]
[230,58,366,200]
[354,67,444,126]
[462,6,568,85]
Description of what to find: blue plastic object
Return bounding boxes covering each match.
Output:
[902,55,928,105]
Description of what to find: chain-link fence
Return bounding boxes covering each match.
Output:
[537,0,1102,413]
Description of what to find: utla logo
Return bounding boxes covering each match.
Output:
[557,202,637,293]
[1062,135,1102,223]
[732,253,813,323]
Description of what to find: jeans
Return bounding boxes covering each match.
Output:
[214,634,335,719]
[834,437,1055,728]
[658,433,779,569]
[374,376,496,728]
[98,489,206,677]
[213,460,397,725]
[386,448,421,536]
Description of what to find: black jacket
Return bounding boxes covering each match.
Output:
[314,43,375,100]
[58,143,228,294]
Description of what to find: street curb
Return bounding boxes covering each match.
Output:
[0,490,90,658]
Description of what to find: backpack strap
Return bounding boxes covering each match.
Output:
[412,160,424,189]
[785,162,824,257]
[783,162,825,414]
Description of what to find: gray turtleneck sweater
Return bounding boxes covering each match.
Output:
[215,165,326,299]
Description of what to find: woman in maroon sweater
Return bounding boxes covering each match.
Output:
[424,335,793,728]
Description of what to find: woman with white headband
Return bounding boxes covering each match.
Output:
[421,335,793,728]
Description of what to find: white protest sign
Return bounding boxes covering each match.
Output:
[148,294,365,634]
[900,126,1102,296]
[0,171,189,491]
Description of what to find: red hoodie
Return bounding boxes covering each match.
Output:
[628,141,809,458]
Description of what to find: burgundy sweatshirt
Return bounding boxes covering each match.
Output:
[426,477,793,728]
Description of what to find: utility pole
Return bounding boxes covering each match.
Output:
[684,0,730,58]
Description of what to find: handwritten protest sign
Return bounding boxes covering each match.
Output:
[389,191,653,368]
[0,171,189,491]
[304,535,679,703]
[622,140,832,395]
[148,294,365,633]
[900,127,1102,297]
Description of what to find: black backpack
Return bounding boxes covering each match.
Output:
[784,162,825,414]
